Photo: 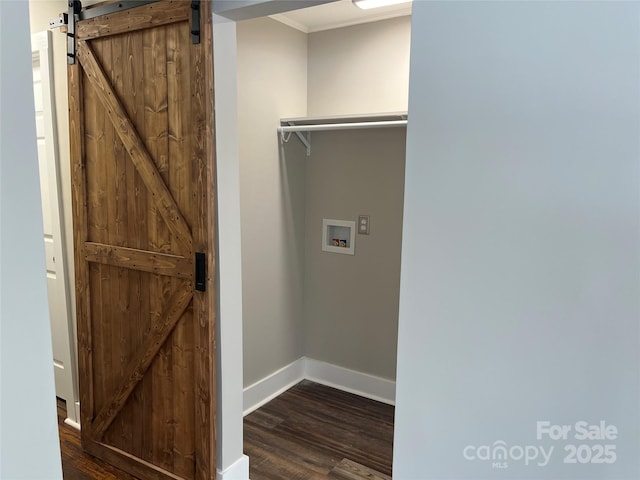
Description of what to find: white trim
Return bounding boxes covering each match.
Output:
[72,401,81,426]
[322,218,356,255]
[308,10,412,33]
[63,402,81,430]
[270,9,411,34]
[243,357,395,417]
[31,30,80,428]
[64,418,81,431]
[268,14,309,34]
[243,358,305,416]
[216,454,249,480]
[213,16,246,476]
[304,358,395,405]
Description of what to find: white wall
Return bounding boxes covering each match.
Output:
[28,0,77,348]
[394,2,640,478]
[307,16,411,116]
[238,17,410,386]
[213,14,250,479]
[237,17,308,387]
[0,1,63,478]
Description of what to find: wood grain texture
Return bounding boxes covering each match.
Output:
[143,23,170,472]
[57,382,392,480]
[193,1,217,478]
[76,1,190,41]
[76,39,193,254]
[92,284,193,439]
[57,400,138,480]
[68,56,94,443]
[69,2,215,478]
[84,242,193,278]
[149,23,177,474]
[330,459,392,480]
[106,33,134,455]
[244,381,395,480]
[203,0,218,471]
[84,438,185,480]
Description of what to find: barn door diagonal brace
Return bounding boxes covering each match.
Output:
[76,40,194,253]
[90,285,194,439]
[191,0,201,44]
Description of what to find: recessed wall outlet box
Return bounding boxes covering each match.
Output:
[322,219,356,255]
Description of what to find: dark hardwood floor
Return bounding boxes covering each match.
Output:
[57,380,394,479]
[56,400,138,480]
[244,380,394,480]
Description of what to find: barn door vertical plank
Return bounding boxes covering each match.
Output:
[167,18,196,478]
[153,24,189,467]
[112,36,128,453]
[83,40,109,445]
[142,24,168,465]
[121,28,146,458]
[94,37,123,451]
[68,52,93,444]
[203,6,218,476]
[148,23,176,472]
[194,1,216,477]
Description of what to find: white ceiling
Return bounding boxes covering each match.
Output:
[269,0,411,34]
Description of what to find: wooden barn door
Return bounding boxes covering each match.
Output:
[67,1,216,479]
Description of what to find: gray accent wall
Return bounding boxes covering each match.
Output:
[238,16,411,387]
[301,128,406,380]
[394,2,640,478]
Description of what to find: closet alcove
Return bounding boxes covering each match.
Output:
[236,9,411,477]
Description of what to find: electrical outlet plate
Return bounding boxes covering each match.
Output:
[358,215,370,235]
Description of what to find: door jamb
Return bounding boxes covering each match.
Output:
[31,29,80,429]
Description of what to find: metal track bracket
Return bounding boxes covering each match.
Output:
[191,0,201,44]
[67,0,81,64]
[65,1,164,63]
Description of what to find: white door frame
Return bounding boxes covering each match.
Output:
[31,30,80,429]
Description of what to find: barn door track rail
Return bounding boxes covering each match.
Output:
[278,113,408,156]
[51,0,201,64]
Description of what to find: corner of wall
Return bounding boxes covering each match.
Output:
[217,454,249,480]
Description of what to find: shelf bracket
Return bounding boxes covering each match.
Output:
[280,123,311,156]
[294,131,311,157]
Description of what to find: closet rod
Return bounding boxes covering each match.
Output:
[278,119,407,134]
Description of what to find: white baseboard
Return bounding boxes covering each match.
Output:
[243,357,395,417]
[217,454,249,480]
[64,417,81,431]
[243,358,305,416]
[64,401,81,430]
[304,358,395,405]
